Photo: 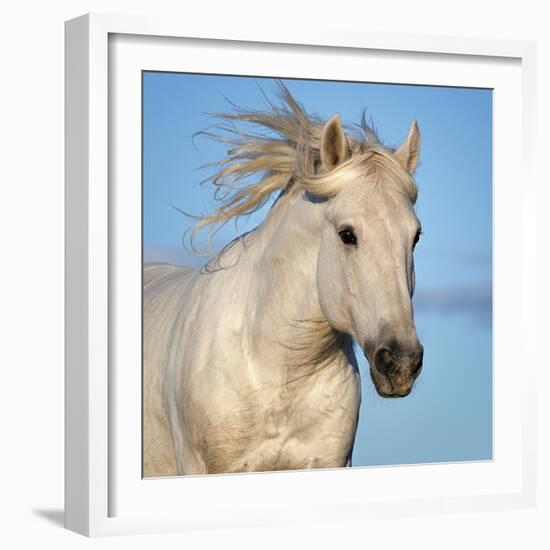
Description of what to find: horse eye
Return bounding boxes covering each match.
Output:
[413,230,421,248]
[339,228,357,246]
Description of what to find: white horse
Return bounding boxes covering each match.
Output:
[143,85,424,477]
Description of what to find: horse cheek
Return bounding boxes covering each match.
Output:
[316,242,350,333]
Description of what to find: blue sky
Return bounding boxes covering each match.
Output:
[143,72,493,467]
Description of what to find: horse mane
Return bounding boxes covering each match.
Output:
[191,81,417,238]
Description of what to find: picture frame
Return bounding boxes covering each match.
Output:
[65,12,537,537]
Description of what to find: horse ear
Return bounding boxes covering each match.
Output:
[394,121,421,174]
[320,114,349,171]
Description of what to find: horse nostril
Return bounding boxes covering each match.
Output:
[374,346,394,375]
[411,347,424,376]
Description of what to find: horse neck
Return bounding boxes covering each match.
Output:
[245,190,348,376]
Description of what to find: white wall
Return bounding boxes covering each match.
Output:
[0,1,547,548]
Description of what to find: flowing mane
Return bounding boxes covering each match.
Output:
[192,82,417,236]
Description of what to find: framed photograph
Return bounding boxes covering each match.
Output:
[65,13,537,537]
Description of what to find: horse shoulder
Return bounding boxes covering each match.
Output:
[143,263,197,477]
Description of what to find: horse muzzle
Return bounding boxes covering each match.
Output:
[367,340,423,398]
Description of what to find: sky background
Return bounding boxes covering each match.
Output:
[143,72,493,467]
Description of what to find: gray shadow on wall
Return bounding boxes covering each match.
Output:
[33,508,64,528]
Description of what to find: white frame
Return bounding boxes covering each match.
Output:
[65,13,537,537]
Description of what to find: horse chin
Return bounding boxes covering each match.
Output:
[369,367,414,398]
